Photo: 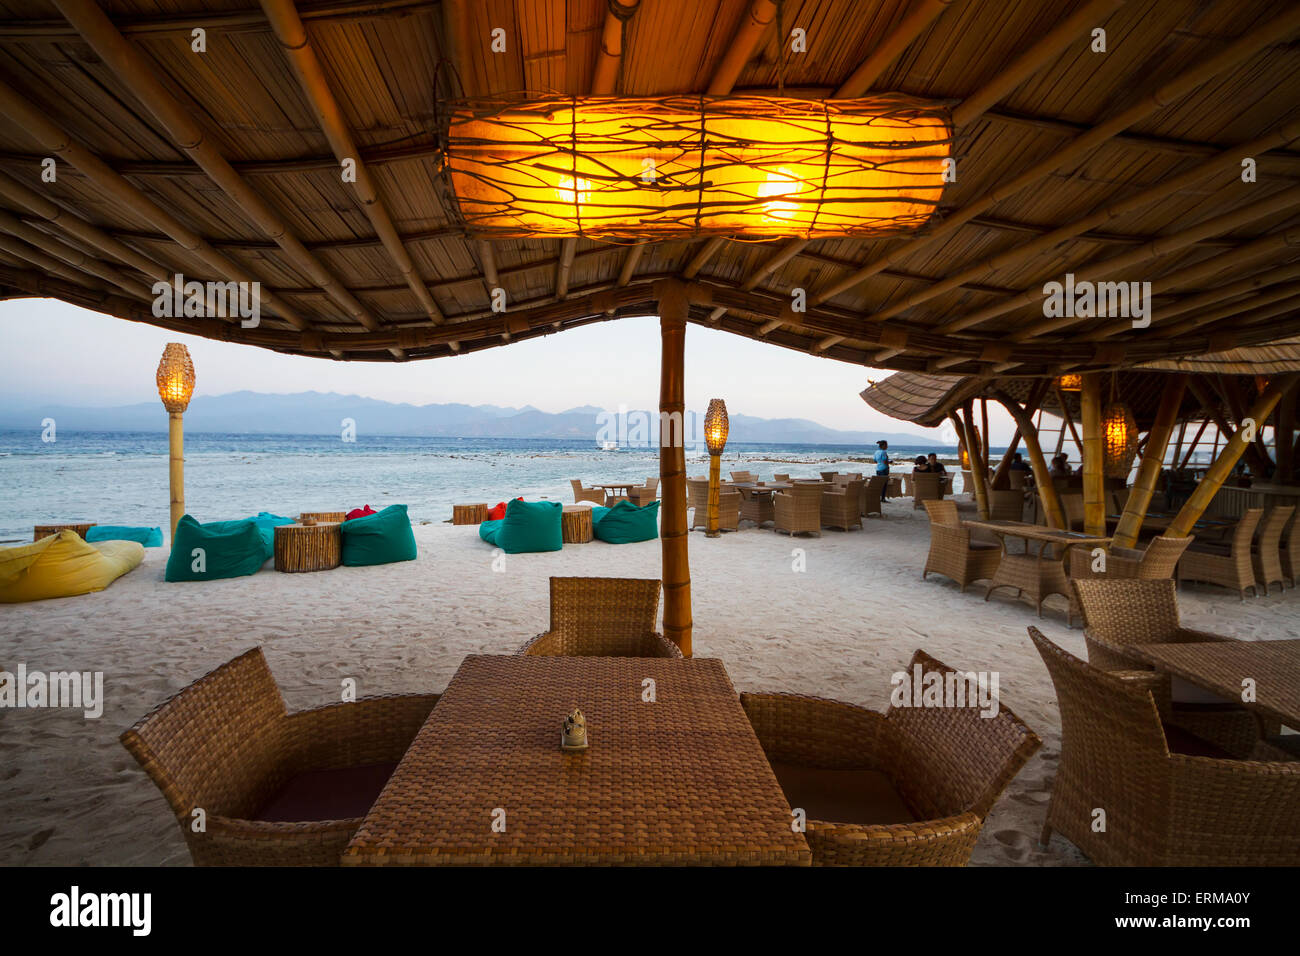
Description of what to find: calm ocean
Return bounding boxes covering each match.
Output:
[0,430,974,543]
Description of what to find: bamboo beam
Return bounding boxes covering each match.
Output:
[993,389,1066,528]
[1164,376,1297,538]
[1188,378,1272,477]
[168,412,185,539]
[0,232,106,288]
[1112,374,1186,548]
[1178,419,1209,471]
[1278,380,1297,482]
[656,279,692,656]
[1055,386,1082,450]
[1080,374,1105,536]
[708,0,777,96]
[954,405,990,519]
[990,428,1021,488]
[0,208,152,298]
[610,242,646,313]
[838,0,957,97]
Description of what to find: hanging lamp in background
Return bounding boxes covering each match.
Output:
[1100,374,1138,479]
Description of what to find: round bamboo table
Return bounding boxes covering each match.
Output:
[453,503,488,525]
[301,511,346,523]
[274,522,341,572]
[34,522,96,541]
[561,505,593,543]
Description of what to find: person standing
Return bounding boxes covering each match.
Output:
[874,440,891,501]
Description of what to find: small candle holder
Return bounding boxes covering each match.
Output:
[560,708,588,751]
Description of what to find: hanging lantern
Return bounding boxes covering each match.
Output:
[156,343,195,413]
[1056,374,1082,392]
[1254,374,1269,394]
[959,447,970,469]
[704,399,729,456]
[1101,402,1139,478]
[445,94,951,240]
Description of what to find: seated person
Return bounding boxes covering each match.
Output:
[1008,452,1032,472]
[926,453,947,475]
[1050,454,1072,477]
[912,455,931,473]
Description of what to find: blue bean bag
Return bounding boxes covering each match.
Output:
[340,504,417,566]
[85,525,164,547]
[593,499,659,544]
[478,499,562,554]
[165,516,269,582]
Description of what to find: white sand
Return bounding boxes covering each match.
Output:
[2,503,1296,866]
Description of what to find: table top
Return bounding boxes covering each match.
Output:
[1120,639,1300,729]
[275,521,339,532]
[342,655,812,866]
[963,519,1110,547]
[730,481,794,492]
[592,482,638,491]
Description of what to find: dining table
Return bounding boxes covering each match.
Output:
[591,481,638,499]
[341,655,813,866]
[963,519,1111,618]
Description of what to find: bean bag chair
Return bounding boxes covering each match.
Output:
[346,505,377,520]
[242,512,295,554]
[340,504,417,566]
[85,525,163,547]
[0,530,144,603]
[478,499,562,554]
[166,515,271,582]
[486,497,524,521]
[593,500,660,544]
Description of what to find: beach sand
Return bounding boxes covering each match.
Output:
[2,502,1295,866]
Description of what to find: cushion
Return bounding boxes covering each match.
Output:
[242,512,295,554]
[1161,722,1233,759]
[165,515,268,582]
[340,504,417,566]
[85,525,163,548]
[0,530,144,603]
[486,497,524,521]
[481,499,562,554]
[768,762,916,826]
[593,499,659,544]
[346,505,377,521]
[255,762,399,823]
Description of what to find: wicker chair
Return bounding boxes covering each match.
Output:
[910,472,943,509]
[715,489,741,531]
[773,473,790,482]
[1008,469,1027,490]
[570,479,604,506]
[886,474,902,499]
[1252,505,1295,595]
[820,471,838,482]
[922,499,1001,592]
[518,576,680,657]
[863,475,886,517]
[1065,535,1193,626]
[729,470,754,482]
[1027,626,1299,866]
[773,483,824,536]
[1072,578,1272,757]
[987,488,1024,522]
[1282,506,1300,588]
[821,479,863,531]
[1178,508,1264,599]
[737,485,774,528]
[120,647,437,866]
[628,476,659,507]
[1059,492,1085,530]
[740,650,1041,866]
[687,477,708,530]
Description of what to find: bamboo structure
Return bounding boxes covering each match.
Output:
[168,413,185,539]
[993,390,1066,529]
[1112,374,1187,549]
[952,405,990,520]
[656,280,692,657]
[1080,374,1106,537]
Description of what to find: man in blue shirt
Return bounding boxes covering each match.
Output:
[874,440,891,501]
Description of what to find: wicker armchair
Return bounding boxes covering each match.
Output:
[1178,507,1264,599]
[729,470,754,482]
[910,472,943,509]
[774,483,824,536]
[687,477,708,530]
[120,647,437,866]
[1252,505,1294,595]
[1027,626,1299,866]
[1065,535,1193,626]
[737,485,774,528]
[740,650,1040,866]
[518,576,680,658]
[773,473,790,482]
[863,475,886,517]
[629,476,659,507]
[1282,506,1300,588]
[570,479,604,506]
[886,474,902,499]
[1072,578,1271,757]
[922,499,1001,592]
[1059,492,1085,530]
[821,479,863,531]
[987,488,1024,522]
[820,470,838,482]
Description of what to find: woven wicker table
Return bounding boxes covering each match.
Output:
[560,505,593,543]
[273,522,341,573]
[300,511,346,523]
[33,522,96,541]
[452,503,488,525]
[343,655,812,866]
[964,520,1110,618]
[1118,639,1300,730]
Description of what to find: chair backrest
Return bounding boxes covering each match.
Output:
[832,478,864,502]
[773,473,790,482]
[730,470,754,482]
[686,478,708,509]
[923,498,960,526]
[1258,505,1295,552]
[1060,493,1085,527]
[549,576,662,650]
[863,475,885,513]
[1134,536,1193,578]
[911,472,943,501]
[644,476,659,493]
[120,647,288,821]
[780,483,824,503]
[885,650,1041,821]
[1072,578,1181,643]
[820,471,838,481]
[1230,508,1265,552]
[988,488,1023,522]
[570,479,585,494]
[1008,470,1026,490]
[1283,507,1300,560]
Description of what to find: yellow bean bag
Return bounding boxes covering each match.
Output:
[0,530,144,603]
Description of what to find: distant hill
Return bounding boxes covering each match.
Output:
[0,390,934,445]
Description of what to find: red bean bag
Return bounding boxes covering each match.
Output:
[486,498,523,521]
[346,505,377,521]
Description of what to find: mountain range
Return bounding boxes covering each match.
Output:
[0,390,932,445]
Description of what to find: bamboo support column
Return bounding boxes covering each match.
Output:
[1112,374,1187,549]
[168,412,185,539]
[1080,374,1105,537]
[993,390,1066,528]
[1164,376,1297,538]
[656,280,692,656]
[1277,381,1296,483]
[990,428,1021,489]
[706,454,721,537]
[953,407,990,519]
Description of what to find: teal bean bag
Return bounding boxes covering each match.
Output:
[340,504,417,566]
[85,525,163,547]
[478,499,562,554]
[593,499,659,544]
[165,516,269,582]
[241,512,295,554]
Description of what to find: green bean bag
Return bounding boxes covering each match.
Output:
[593,499,659,544]
[165,515,269,582]
[242,512,295,554]
[0,530,144,603]
[340,504,417,566]
[85,525,163,547]
[478,499,562,554]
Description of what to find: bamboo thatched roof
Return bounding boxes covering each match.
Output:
[1,0,1300,373]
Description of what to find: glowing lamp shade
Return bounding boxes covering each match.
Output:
[1056,374,1083,392]
[704,399,729,456]
[959,447,970,469]
[446,94,951,240]
[1101,402,1139,478]
[156,343,195,414]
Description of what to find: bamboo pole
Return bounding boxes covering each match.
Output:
[591,0,638,93]
[1080,374,1105,537]
[953,406,990,520]
[1189,378,1272,476]
[1164,376,1297,538]
[1112,374,1187,548]
[991,428,1021,488]
[706,454,722,537]
[993,390,1066,528]
[656,280,692,656]
[1056,386,1082,451]
[707,0,777,95]
[1179,419,1209,470]
[169,412,185,540]
[1277,381,1297,483]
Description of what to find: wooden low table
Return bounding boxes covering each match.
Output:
[343,656,811,867]
[34,522,96,541]
[301,511,346,523]
[560,505,593,543]
[452,503,488,525]
[273,521,341,572]
[964,520,1110,618]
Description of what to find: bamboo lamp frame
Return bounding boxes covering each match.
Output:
[703,398,729,538]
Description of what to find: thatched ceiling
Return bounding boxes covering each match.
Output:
[1,0,1299,374]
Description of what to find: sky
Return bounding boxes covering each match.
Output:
[0,298,1018,441]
